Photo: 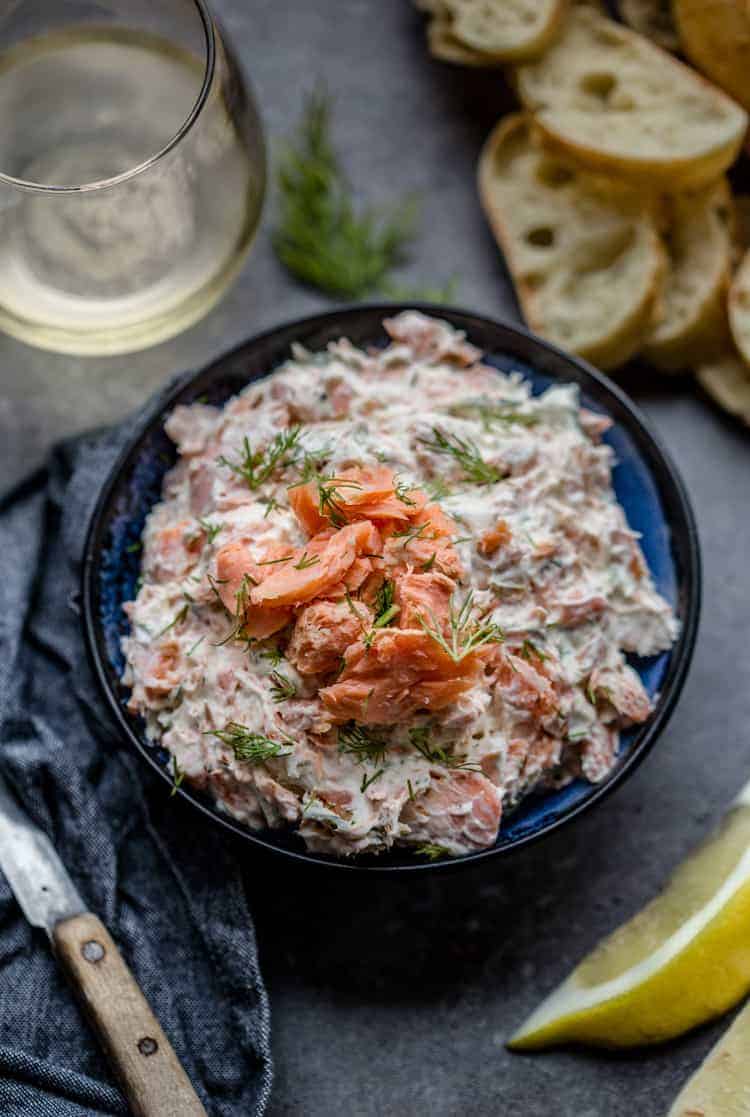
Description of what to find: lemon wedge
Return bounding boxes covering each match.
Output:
[509,780,750,1049]
[668,997,750,1116]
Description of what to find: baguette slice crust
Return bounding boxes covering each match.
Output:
[445,0,568,62]
[478,114,663,370]
[675,0,750,112]
[517,6,748,189]
[644,181,733,371]
[426,12,503,66]
[697,351,750,427]
[620,0,679,51]
[729,249,750,365]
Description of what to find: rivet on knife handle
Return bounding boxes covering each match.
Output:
[53,912,207,1117]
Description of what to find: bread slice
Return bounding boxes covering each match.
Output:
[644,180,733,371]
[729,249,750,366]
[477,114,663,370]
[426,12,502,66]
[619,0,679,51]
[697,350,750,427]
[675,0,750,112]
[444,0,568,62]
[516,6,748,189]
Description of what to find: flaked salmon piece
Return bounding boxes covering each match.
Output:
[251,521,381,608]
[493,650,558,717]
[478,518,512,557]
[287,598,374,676]
[400,770,502,853]
[394,571,454,631]
[214,540,293,639]
[383,502,464,580]
[288,464,420,533]
[320,628,483,724]
[148,518,203,582]
[548,591,608,627]
[588,664,651,724]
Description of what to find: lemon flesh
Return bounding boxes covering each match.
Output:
[668,997,750,1116]
[509,781,750,1049]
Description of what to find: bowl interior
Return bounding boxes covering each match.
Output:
[83,305,700,872]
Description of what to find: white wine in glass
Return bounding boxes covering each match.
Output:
[0,0,265,356]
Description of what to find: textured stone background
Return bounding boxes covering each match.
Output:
[2,3,749,1114]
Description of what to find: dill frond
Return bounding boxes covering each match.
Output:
[338,722,387,765]
[417,591,504,662]
[418,427,506,486]
[218,426,302,490]
[207,723,293,764]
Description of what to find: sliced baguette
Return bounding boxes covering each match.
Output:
[644,180,733,371]
[697,350,750,428]
[675,0,750,113]
[478,114,663,370]
[426,12,503,66]
[516,6,748,189]
[445,0,568,62]
[619,0,679,51]
[729,249,750,366]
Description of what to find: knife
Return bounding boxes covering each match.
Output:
[0,770,206,1117]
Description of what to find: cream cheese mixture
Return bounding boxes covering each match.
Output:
[122,312,678,859]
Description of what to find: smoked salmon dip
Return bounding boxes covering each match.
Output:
[122,312,678,859]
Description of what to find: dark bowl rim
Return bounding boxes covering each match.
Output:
[81,302,702,876]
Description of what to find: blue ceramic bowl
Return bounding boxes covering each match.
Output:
[82,305,701,873]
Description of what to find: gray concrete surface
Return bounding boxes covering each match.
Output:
[2,2,749,1114]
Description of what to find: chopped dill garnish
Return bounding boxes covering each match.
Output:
[415,843,450,861]
[343,589,370,633]
[260,645,285,668]
[169,756,185,798]
[448,398,539,430]
[338,722,387,765]
[421,552,437,572]
[418,427,505,486]
[453,536,473,545]
[126,540,142,554]
[373,579,399,629]
[394,477,417,506]
[256,554,293,566]
[154,603,189,640]
[274,88,420,298]
[198,518,223,544]
[520,638,547,662]
[360,768,385,793]
[314,473,362,527]
[207,723,293,764]
[391,521,429,548]
[417,591,504,662]
[260,495,281,518]
[407,779,416,802]
[408,726,481,772]
[424,477,453,501]
[293,551,320,570]
[218,426,302,490]
[186,635,205,657]
[269,671,297,702]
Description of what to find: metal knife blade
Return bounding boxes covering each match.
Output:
[0,770,85,934]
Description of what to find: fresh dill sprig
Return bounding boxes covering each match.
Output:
[415,843,450,861]
[315,473,362,527]
[207,723,293,764]
[338,722,387,765]
[408,726,481,772]
[391,521,430,548]
[293,551,320,570]
[520,638,547,663]
[153,603,189,640]
[448,398,538,430]
[418,427,505,486]
[218,426,302,490]
[269,671,297,702]
[424,477,453,501]
[260,645,286,668]
[198,517,223,544]
[169,756,185,798]
[417,591,504,662]
[393,477,417,506]
[260,495,282,518]
[274,88,420,298]
[360,768,385,793]
[372,579,399,629]
[186,635,205,657]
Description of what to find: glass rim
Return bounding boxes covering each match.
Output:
[0,0,216,195]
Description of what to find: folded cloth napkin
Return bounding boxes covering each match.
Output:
[0,422,273,1116]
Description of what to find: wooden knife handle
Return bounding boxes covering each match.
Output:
[53,912,207,1117]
